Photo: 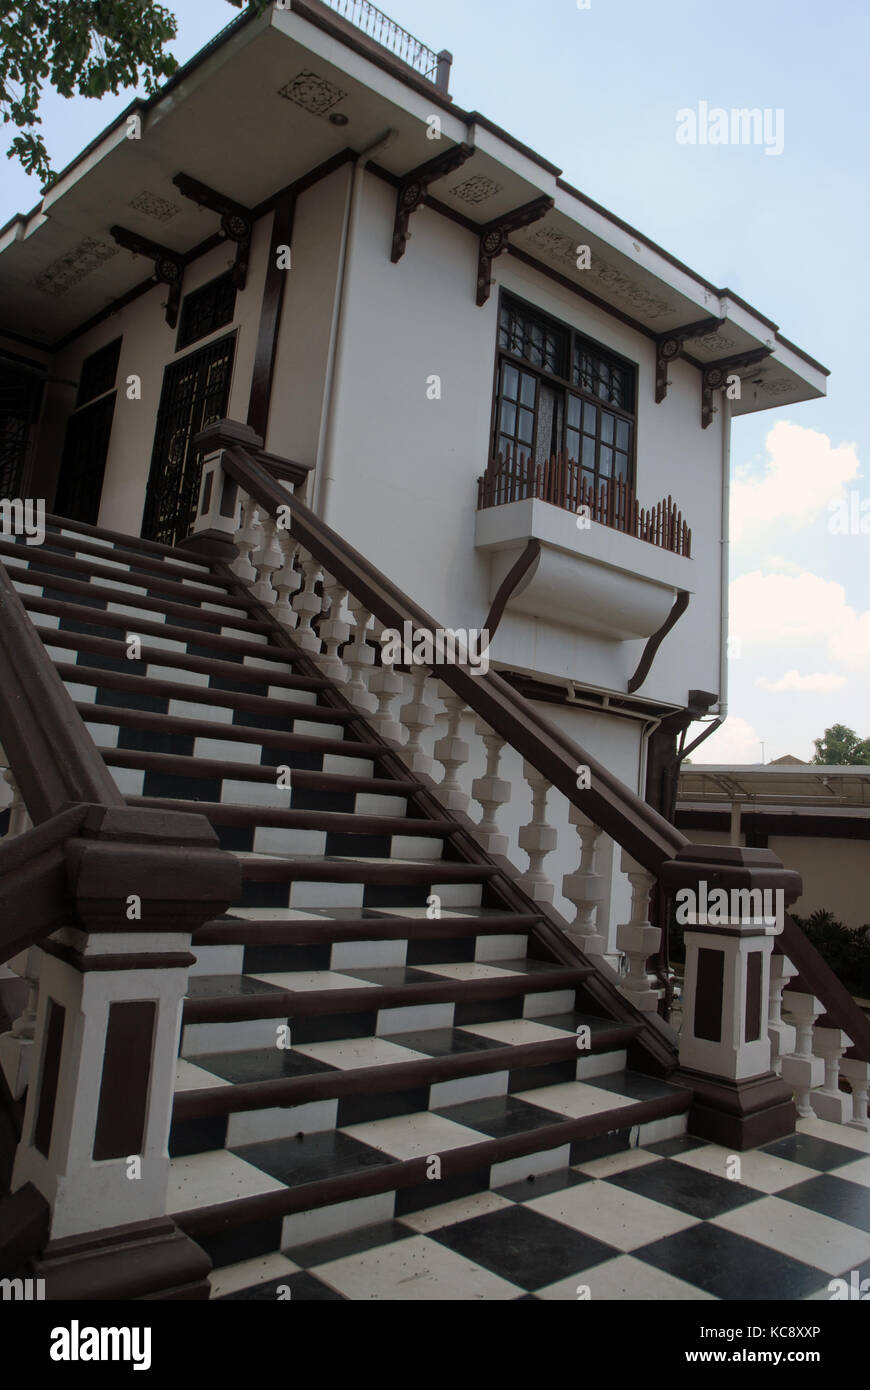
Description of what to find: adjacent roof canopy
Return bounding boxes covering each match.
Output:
[679,765,870,813]
[0,0,829,414]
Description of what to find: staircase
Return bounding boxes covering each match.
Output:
[0,512,692,1294]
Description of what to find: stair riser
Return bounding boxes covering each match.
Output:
[188,934,530,977]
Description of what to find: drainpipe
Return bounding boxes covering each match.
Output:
[314,128,399,523]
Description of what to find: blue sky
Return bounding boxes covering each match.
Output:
[3,0,867,764]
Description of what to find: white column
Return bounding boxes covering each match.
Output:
[434,687,470,814]
[399,666,436,778]
[768,953,798,1076]
[780,992,825,1117]
[292,554,325,654]
[517,763,556,905]
[471,722,510,856]
[343,597,378,715]
[230,495,261,583]
[841,1057,870,1132]
[561,809,606,955]
[615,856,661,1012]
[810,1024,853,1124]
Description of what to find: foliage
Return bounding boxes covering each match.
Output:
[811,723,870,766]
[790,910,870,1000]
[1,0,270,186]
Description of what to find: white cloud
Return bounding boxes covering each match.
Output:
[731,422,861,544]
[756,670,846,692]
[690,715,764,764]
[728,568,870,670]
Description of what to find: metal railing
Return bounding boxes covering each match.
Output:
[320,0,451,90]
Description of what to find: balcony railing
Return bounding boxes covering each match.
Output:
[477,449,692,559]
[321,0,451,91]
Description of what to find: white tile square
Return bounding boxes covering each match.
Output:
[713,1195,870,1275]
[313,1234,521,1301]
[536,1254,718,1301]
[342,1111,484,1160]
[527,1178,698,1251]
[166,1150,285,1212]
[399,1191,513,1233]
[515,1080,638,1120]
[209,1253,299,1299]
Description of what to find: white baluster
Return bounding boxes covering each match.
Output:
[615,856,661,1011]
[369,623,406,745]
[562,809,606,955]
[250,514,285,604]
[272,534,302,628]
[343,597,378,715]
[1,757,30,839]
[0,948,40,1098]
[768,953,798,1076]
[318,573,351,681]
[231,495,261,582]
[780,991,825,1117]
[471,721,510,856]
[400,665,436,777]
[841,1056,870,1131]
[434,686,470,814]
[517,762,556,905]
[810,1023,853,1124]
[292,553,325,654]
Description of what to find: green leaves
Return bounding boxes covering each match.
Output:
[1,0,189,186]
[811,723,870,766]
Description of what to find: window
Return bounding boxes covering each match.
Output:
[493,296,636,497]
[76,337,121,408]
[176,271,237,352]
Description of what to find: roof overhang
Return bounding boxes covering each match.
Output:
[678,765,870,811]
[0,0,829,412]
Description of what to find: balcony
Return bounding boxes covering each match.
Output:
[478,450,692,558]
[475,451,695,648]
[320,0,452,92]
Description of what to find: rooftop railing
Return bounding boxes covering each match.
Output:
[321,0,452,91]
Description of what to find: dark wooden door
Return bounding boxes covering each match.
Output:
[54,393,116,524]
[0,365,43,499]
[142,333,235,546]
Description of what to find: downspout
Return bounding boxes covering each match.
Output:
[314,129,399,522]
[679,392,731,760]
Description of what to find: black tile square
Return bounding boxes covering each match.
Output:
[217,1271,344,1300]
[433,1204,618,1291]
[587,1071,686,1103]
[633,1223,828,1300]
[286,1220,411,1270]
[569,1128,632,1165]
[337,1086,431,1128]
[232,1129,396,1189]
[496,1167,590,1203]
[608,1158,760,1220]
[388,1028,502,1058]
[196,1048,335,1085]
[776,1174,870,1233]
[435,1094,561,1140]
[645,1134,710,1158]
[760,1133,865,1172]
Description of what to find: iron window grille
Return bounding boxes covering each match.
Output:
[493,295,637,496]
[176,271,237,352]
[76,337,122,409]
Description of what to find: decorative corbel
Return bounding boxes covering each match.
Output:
[391,143,474,262]
[476,195,554,306]
[173,173,253,290]
[699,347,771,428]
[655,317,725,403]
[110,226,184,328]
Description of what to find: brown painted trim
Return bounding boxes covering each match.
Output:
[93,1001,155,1160]
[0,806,88,963]
[484,538,540,638]
[33,999,65,1158]
[195,910,544,948]
[33,1215,212,1301]
[507,244,661,342]
[177,1090,690,1236]
[40,942,197,973]
[0,562,124,824]
[676,809,870,841]
[0,1184,49,1272]
[780,912,870,1061]
[247,195,296,439]
[176,1023,639,1121]
[627,589,691,694]
[183,966,592,1025]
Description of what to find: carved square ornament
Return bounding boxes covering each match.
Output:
[278,71,347,116]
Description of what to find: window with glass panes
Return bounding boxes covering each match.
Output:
[493,296,636,495]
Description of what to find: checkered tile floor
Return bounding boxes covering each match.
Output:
[208,1116,870,1300]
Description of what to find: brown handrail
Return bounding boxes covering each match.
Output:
[780,914,870,1062]
[222,445,687,874]
[0,563,124,826]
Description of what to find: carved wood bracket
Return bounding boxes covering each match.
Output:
[476,196,554,306]
[699,347,771,428]
[109,226,184,328]
[391,143,475,263]
[654,317,725,403]
[173,173,254,290]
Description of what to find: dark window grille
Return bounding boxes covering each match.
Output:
[77,337,122,408]
[142,333,235,547]
[0,366,43,497]
[176,271,237,352]
[494,296,636,498]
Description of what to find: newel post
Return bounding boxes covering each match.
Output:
[11,806,240,1298]
[658,844,802,1150]
[186,419,265,561]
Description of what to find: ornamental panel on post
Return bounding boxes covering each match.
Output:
[659,844,801,1150]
